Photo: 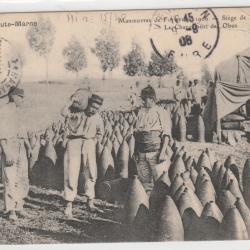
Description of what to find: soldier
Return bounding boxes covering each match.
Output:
[185,80,194,115]
[186,81,193,101]
[191,79,202,105]
[0,86,30,221]
[133,85,171,194]
[128,85,137,107]
[62,92,104,217]
[173,80,183,102]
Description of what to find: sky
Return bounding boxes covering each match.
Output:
[0,7,250,82]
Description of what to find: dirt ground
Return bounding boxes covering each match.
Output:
[0,185,127,244]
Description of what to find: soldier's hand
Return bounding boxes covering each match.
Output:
[40,135,47,146]
[70,94,78,103]
[5,154,15,166]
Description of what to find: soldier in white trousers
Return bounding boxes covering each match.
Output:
[0,87,30,221]
[61,92,104,217]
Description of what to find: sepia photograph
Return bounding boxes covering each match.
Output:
[0,6,250,244]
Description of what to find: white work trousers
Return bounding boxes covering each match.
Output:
[1,140,29,212]
[64,138,97,202]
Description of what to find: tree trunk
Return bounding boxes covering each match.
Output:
[45,54,49,85]
[136,74,140,83]
[75,71,79,84]
[158,77,162,88]
[102,71,106,81]
[109,70,112,80]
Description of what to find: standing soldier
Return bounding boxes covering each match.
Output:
[173,80,183,102]
[186,80,193,101]
[172,79,186,113]
[191,79,202,105]
[133,85,171,194]
[62,91,104,217]
[128,85,137,108]
[186,80,193,114]
[0,87,30,221]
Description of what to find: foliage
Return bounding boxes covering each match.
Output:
[63,37,87,75]
[148,51,178,77]
[123,42,146,76]
[201,63,213,85]
[26,17,56,84]
[91,29,120,79]
[26,17,56,57]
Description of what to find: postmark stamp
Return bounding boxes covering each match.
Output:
[0,37,22,97]
[149,8,220,60]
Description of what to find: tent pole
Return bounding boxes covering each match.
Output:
[216,119,222,143]
[236,55,240,83]
[214,81,222,143]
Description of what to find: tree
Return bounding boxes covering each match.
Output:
[26,17,56,84]
[91,29,120,80]
[201,63,213,86]
[123,42,147,77]
[148,51,178,88]
[63,37,87,83]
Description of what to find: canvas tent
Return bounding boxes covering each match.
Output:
[203,48,250,141]
[214,47,250,84]
[203,81,250,138]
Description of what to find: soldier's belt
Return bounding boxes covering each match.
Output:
[134,130,162,153]
[67,135,88,140]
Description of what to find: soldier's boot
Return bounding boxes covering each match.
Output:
[16,210,31,218]
[8,210,18,222]
[64,201,73,218]
[87,199,103,214]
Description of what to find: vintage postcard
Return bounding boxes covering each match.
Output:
[0,7,250,244]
